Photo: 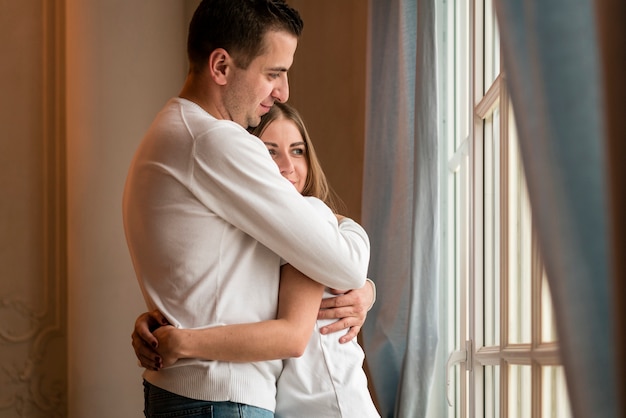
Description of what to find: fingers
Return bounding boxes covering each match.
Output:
[132,309,169,371]
[147,310,170,329]
[319,290,368,312]
[136,351,162,371]
[318,321,361,343]
[338,325,361,344]
[135,310,169,348]
[319,315,364,336]
[317,306,365,321]
[319,317,349,335]
[131,330,162,371]
[319,293,345,309]
[135,322,159,349]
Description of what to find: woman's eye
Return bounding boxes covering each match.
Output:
[292,148,305,156]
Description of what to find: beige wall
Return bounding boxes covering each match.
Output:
[65,1,196,417]
[288,0,368,222]
[0,1,367,416]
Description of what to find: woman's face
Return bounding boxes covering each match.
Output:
[261,117,308,194]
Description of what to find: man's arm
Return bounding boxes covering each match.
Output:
[194,126,369,291]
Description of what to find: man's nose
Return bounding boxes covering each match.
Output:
[272,74,289,103]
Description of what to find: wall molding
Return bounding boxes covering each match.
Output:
[0,0,67,416]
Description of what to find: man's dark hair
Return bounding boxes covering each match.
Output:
[187,0,303,73]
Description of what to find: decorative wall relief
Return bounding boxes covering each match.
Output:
[0,1,67,416]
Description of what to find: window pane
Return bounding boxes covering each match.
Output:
[484,109,500,347]
[484,365,500,418]
[508,365,531,418]
[483,0,500,86]
[542,366,572,418]
[454,0,470,143]
[450,169,462,418]
[541,269,557,342]
[508,118,532,344]
[454,169,462,343]
[450,361,462,417]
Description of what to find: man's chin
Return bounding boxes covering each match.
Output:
[247,117,261,129]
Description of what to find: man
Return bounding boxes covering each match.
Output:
[123,1,373,416]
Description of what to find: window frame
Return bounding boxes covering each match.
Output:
[439,0,570,416]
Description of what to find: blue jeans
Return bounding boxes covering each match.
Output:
[143,380,274,417]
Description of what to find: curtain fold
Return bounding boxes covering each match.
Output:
[361,0,439,416]
[594,0,626,414]
[493,0,618,417]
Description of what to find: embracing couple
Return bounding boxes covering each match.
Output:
[123,1,379,417]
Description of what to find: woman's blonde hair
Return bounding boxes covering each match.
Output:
[250,102,345,214]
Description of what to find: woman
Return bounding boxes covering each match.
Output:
[133,103,379,417]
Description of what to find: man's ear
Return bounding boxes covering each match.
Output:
[208,48,231,86]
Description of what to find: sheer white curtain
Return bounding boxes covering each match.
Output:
[493,0,619,417]
[361,0,439,416]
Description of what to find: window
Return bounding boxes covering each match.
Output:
[437,0,572,416]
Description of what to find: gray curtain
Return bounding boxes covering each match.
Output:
[493,0,619,417]
[594,0,626,412]
[361,0,439,417]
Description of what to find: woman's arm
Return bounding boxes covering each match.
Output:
[132,276,376,369]
[145,264,324,367]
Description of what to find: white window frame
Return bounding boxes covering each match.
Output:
[438,0,571,416]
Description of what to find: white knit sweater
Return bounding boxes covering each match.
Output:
[123,98,370,412]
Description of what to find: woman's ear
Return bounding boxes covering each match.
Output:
[208,48,230,86]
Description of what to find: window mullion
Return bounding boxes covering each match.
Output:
[468,0,480,417]
[499,64,510,418]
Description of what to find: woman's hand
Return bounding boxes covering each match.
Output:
[317,279,375,343]
[152,325,184,368]
[131,310,170,370]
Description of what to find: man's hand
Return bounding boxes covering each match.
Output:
[317,279,375,344]
[131,310,170,371]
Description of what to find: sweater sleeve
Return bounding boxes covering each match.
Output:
[190,123,369,290]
